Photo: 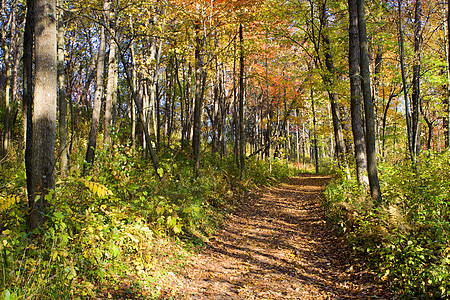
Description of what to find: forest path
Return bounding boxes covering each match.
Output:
[166,174,385,299]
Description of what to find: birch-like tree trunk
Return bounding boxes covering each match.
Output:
[30,0,57,230]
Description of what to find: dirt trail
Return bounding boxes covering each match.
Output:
[167,174,385,299]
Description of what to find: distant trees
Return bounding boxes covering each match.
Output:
[3,0,450,228]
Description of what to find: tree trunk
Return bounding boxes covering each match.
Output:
[239,23,245,178]
[104,0,118,146]
[23,0,34,208]
[373,46,383,155]
[322,33,347,169]
[84,3,107,174]
[2,39,11,155]
[447,0,450,149]
[381,94,395,157]
[357,0,382,204]
[398,0,413,161]
[30,0,57,230]
[58,8,69,178]
[348,0,367,185]
[265,31,272,171]
[410,0,423,161]
[420,103,433,150]
[193,21,204,178]
[311,90,319,174]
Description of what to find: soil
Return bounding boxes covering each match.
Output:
[164,174,388,299]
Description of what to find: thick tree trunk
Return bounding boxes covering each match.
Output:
[357,0,382,204]
[30,0,57,230]
[348,0,367,185]
[84,3,107,174]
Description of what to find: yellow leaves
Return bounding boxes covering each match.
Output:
[0,194,20,212]
[77,178,113,198]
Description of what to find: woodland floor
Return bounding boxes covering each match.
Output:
[162,174,388,299]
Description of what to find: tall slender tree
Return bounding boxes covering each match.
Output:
[58,6,69,178]
[104,0,118,146]
[398,0,413,161]
[411,0,423,159]
[357,0,382,204]
[23,0,34,208]
[83,1,107,174]
[30,0,57,229]
[193,20,205,178]
[348,0,367,185]
[239,23,245,178]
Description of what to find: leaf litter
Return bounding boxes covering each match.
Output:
[161,174,388,299]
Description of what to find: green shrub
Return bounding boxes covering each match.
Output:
[323,151,450,298]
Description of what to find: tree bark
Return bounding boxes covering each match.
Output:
[411,0,422,159]
[83,2,107,174]
[104,0,118,146]
[398,0,413,161]
[319,5,348,173]
[58,7,69,178]
[30,0,57,230]
[239,23,245,178]
[357,0,382,204]
[23,0,34,208]
[2,38,11,155]
[447,0,450,148]
[193,21,204,178]
[348,0,367,185]
[311,90,319,174]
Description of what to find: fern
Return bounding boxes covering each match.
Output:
[77,178,113,198]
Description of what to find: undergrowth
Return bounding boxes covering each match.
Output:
[0,141,293,299]
[323,151,450,299]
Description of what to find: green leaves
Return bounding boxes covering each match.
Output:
[324,153,450,298]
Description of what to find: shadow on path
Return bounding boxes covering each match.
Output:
[167,174,386,299]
